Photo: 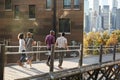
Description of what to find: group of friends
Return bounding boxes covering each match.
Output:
[17,32,36,68]
[17,30,68,69]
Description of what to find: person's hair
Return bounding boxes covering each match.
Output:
[50,30,54,35]
[27,32,32,38]
[18,33,24,39]
[62,32,65,36]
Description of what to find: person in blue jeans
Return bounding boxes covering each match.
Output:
[17,33,26,67]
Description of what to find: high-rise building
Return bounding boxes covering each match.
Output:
[89,8,94,32]
[102,5,110,30]
[84,14,90,32]
[84,0,90,32]
[84,0,89,15]
[111,7,117,29]
[111,0,118,29]
[97,6,103,32]
[93,0,99,14]
[116,9,120,29]
[112,0,118,8]
[92,0,99,32]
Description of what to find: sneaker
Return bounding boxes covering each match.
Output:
[17,60,23,67]
[58,66,63,69]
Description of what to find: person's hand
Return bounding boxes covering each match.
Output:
[33,41,36,45]
[67,47,69,51]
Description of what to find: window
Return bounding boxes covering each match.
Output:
[59,18,71,33]
[28,28,33,33]
[14,5,19,19]
[73,0,80,9]
[46,0,52,9]
[29,5,35,18]
[63,0,71,9]
[5,0,12,10]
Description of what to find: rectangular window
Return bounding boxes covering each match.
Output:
[29,5,35,18]
[63,0,71,9]
[73,0,80,9]
[46,0,52,9]
[14,5,19,19]
[5,0,12,10]
[59,18,71,33]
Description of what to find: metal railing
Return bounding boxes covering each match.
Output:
[16,44,120,80]
[1,44,120,80]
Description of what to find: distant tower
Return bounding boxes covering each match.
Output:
[98,6,102,32]
[111,0,118,29]
[92,0,99,32]
[102,5,110,30]
[89,8,94,32]
[116,9,120,29]
[112,0,118,8]
[84,0,90,32]
[84,0,89,15]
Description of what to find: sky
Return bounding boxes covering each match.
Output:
[89,0,120,9]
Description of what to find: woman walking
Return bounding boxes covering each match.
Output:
[17,33,26,67]
[25,32,36,68]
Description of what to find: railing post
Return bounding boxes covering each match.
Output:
[79,44,83,67]
[78,44,83,80]
[99,45,103,64]
[36,41,41,62]
[5,40,8,65]
[0,44,5,80]
[113,45,116,61]
[50,44,54,72]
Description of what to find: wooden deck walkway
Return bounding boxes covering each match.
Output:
[4,53,120,80]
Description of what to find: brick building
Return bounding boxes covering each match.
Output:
[0,0,84,45]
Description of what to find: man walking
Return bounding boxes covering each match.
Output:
[55,32,68,69]
[45,30,55,66]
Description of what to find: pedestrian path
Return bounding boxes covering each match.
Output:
[4,53,120,80]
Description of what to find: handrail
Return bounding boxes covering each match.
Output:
[2,44,119,73]
[5,45,80,48]
[5,49,80,55]
[4,44,81,73]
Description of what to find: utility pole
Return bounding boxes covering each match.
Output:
[53,0,57,39]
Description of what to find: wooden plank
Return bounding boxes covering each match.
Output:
[16,60,120,80]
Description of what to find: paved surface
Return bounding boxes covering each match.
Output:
[4,53,120,80]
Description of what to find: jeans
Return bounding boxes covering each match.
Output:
[46,48,51,64]
[20,50,27,62]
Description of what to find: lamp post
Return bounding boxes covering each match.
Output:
[53,0,57,39]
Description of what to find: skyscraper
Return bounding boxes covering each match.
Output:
[84,0,90,32]
[93,0,99,14]
[84,0,89,15]
[112,0,118,8]
[116,9,120,29]
[111,0,118,29]
[92,0,99,32]
[102,5,110,30]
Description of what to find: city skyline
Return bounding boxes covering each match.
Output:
[89,0,120,9]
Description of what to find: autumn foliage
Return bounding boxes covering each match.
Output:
[84,30,120,55]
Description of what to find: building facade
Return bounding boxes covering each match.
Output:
[0,0,84,45]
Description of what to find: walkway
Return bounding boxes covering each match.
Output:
[4,53,120,80]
